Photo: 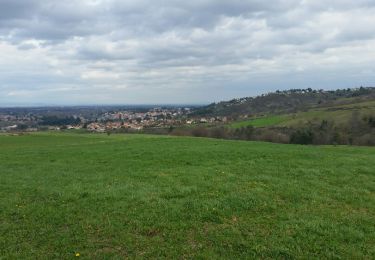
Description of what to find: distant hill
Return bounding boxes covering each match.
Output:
[180,87,375,146]
[192,87,375,118]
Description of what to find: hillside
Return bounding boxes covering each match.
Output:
[183,88,375,146]
[1,133,374,258]
[230,99,375,128]
[193,87,375,118]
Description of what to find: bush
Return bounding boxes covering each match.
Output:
[353,133,375,146]
[209,127,228,139]
[191,127,209,137]
[170,128,189,136]
[254,129,289,144]
[233,126,254,140]
[290,129,314,144]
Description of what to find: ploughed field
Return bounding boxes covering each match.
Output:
[0,133,374,259]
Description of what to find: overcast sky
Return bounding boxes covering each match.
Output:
[1,0,375,105]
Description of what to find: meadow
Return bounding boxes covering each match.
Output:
[230,115,289,128]
[1,132,374,259]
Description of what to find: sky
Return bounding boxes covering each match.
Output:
[1,0,375,106]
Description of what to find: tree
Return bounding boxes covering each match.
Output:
[16,124,28,131]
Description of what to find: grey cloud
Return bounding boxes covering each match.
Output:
[0,0,40,20]
[1,0,300,42]
[0,0,374,105]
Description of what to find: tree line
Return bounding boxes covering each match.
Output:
[169,112,375,146]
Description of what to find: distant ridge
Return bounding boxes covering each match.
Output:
[192,87,375,117]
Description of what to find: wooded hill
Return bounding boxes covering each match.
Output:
[179,87,375,146]
[192,87,375,118]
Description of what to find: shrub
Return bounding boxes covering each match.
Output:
[353,133,375,146]
[191,127,209,137]
[254,129,289,144]
[233,126,254,140]
[290,129,314,144]
[209,127,228,139]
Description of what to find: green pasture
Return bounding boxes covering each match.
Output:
[1,133,374,258]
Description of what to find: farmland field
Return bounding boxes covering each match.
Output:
[1,132,374,259]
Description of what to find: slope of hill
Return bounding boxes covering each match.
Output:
[193,87,375,118]
[183,88,375,146]
[230,99,375,128]
[1,133,374,258]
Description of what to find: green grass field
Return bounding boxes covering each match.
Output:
[230,115,289,128]
[1,133,374,259]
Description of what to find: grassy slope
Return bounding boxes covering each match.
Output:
[230,99,375,128]
[280,100,375,127]
[230,115,289,128]
[0,133,374,259]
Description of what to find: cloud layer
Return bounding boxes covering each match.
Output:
[1,0,375,105]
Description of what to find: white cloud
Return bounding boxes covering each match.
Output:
[0,0,374,105]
